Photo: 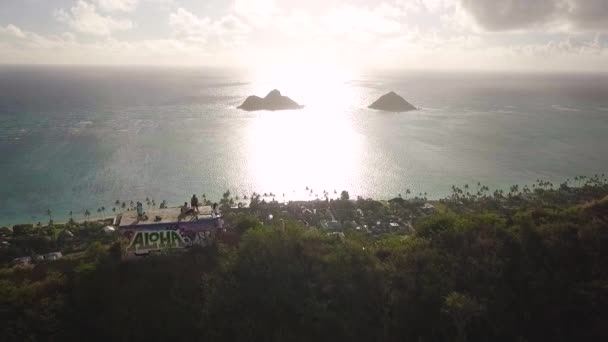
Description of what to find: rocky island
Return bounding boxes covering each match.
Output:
[237,89,304,111]
[368,91,416,112]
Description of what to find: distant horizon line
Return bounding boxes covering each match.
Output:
[0,63,606,75]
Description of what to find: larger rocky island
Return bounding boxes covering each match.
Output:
[238,89,304,111]
[368,91,416,112]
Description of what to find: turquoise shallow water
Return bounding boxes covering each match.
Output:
[1,66,607,224]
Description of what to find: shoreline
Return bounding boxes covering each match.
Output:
[3,175,606,228]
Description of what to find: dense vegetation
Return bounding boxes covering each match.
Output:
[1,177,608,341]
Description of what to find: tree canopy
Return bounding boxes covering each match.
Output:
[2,180,608,341]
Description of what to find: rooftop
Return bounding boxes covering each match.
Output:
[117,206,218,228]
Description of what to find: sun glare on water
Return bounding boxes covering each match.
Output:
[244,63,365,200]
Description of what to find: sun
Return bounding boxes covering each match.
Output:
[250,61,356,109]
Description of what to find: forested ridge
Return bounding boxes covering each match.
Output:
[2,179,608,342]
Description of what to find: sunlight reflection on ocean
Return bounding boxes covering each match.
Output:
[245,66,365,199]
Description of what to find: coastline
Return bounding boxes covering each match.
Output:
[3,175,606,228]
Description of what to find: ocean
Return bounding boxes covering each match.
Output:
[1,65,607,225]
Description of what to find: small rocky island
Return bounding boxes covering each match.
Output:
[238,89,304,111]
[368,91,416,112]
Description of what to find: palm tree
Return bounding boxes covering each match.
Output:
[101,206,106,218]
[115,200,120,206]
[84,209,91,221]
[46,209,53,224]
[67,212,75,226]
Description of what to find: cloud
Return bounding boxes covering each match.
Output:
[460,0,608,32]
[54,0,134,36]
[169,7,211,43]
[566,0,608,30]
[169,8,250,47]
[235,0,282,28]
[324,4,403,36]
[95,0,139,12]
[0,24,27,39]
[215,14,250,35]
[372,29,608,71]
[461,0,558,31]
[418,0,457,13]
[213,14,251,46]
[0,24,75,49]
[267,3,407,45]
[0,24,213,65]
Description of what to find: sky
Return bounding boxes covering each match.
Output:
[0,0,607,71]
